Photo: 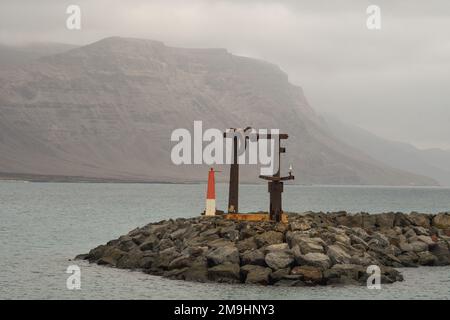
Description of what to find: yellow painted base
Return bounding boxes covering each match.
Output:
[223,213,288,223]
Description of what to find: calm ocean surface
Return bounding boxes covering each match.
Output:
[0,181,449,299]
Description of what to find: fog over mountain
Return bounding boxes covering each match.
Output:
[324,115,450,186]
[0,43,78,69]
[0,37,437,185]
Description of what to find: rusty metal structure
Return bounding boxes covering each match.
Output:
[223,127,252,214]
[258,133,294,222]
[223,128,294,222]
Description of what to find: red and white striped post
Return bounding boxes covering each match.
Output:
[205,168,216,216]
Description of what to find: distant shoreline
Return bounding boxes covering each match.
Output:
[0,172,449,188]
[0,172,180,184]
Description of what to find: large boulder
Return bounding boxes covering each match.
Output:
[394,213,413,227]
[335,233,351,246]
[157,238,175,251]
[295,252,331,269]
[264,243,289,252]
[219,226,240,241]
[429,242,450,266]
[290,266,323,284]
[326,244,352,265]
[206,245,240,266]
[87,245,108,262]
[286,232,325,253]
[183,262,209,282]
[265,250,294,270]
[236,237,258,252]
[97,247,125,267]
[349,234,369,249]
[152,247,180,270]
[116,248,144,269]
[240,249,266,266]
[269,268,291,283]
[208,263,240,283]
[409,213,431,228]
[375,213,395,229]
[140,234,159,251]
[254,231,284,247]
[410,241,428,253]
[335,213,363,228]
[117,235,137,252]
[169,227,190,240]
[290,220,311,231]
[417,235,435,247]
[432,213,450,229]
[417,251,438,266]
[241,265,272,285]
[397,251,419,267]
[168,254,193,270]
[324,264,365,285]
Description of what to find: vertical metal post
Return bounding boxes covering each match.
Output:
[228,136,239,213]
[259,134,294,222]
[269,181,283,221]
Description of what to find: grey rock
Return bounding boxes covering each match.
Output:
[417,235,435,247]
[397,252,419,267]
[168,254,193,270]
[404,228,417,239]
[399,242,414,252]
[409,213,431,228]
[417,251,437,266]
[432,213,450,229]
[410,241,428,253]
[97,247,125,267]
[349,234,369,248]
[265,251,294,270]
[326,244,352,265]
[240,249,266,266]
[429,242,450,265]
[153,247,180,270]
[290,220,311,231]
[290,266,323,284]
[236,237,258,252]
[208,263,240,283]
[287,233,325,253]
[183,262,209,283]
[140,235,159,251]
[157,238,175,251]
[241,265,272,285]
[269,268,291,282]
[254,231,284,247]
[295,252,331,269]
[335,233,351,246]
[116,249,144,269]
[328,264,365,282]
[375,213,395,229]
[206,245,240,266]
[264,243,289,252]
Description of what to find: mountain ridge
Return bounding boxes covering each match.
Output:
[0,37,438,186]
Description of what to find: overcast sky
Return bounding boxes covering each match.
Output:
[1,0,449,149]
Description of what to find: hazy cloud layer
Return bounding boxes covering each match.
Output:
[1,0,449,149]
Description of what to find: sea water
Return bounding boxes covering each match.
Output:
[0,181,449,299]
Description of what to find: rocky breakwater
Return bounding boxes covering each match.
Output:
[76,212,450,286]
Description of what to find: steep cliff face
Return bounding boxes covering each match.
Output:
[0,37,437,185]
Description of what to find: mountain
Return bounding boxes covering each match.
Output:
[0,37,437,185]
[324,115,450,186]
